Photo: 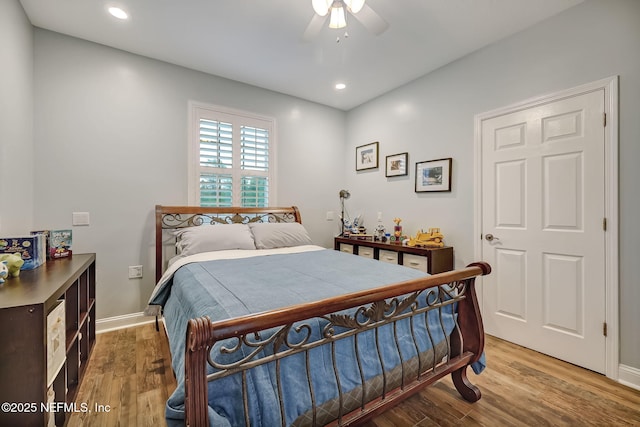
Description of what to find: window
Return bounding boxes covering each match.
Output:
[189,103,275,207]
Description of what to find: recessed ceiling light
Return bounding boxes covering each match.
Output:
[335,83,346,90]
[108,7,128,20]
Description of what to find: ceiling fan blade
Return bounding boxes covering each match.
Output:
[352,3,389,35]
[303,13,327,41]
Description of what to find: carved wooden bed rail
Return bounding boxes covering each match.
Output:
[184,261,491,426]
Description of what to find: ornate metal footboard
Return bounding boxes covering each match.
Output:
[184,262,491,427]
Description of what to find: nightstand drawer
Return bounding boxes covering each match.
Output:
[358,247,374,259]
[403,253,429,272]
[339,243,354,254]
[379,249,399,264]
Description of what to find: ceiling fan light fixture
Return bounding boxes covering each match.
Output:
[312,0,332,16]
[329,6,347,29]
[306,0,386,39]
[344,0,365,14]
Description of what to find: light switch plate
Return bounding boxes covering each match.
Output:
[72,212,90,226]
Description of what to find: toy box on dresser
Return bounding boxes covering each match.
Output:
[31,230,73,260]
[0,234,46,270]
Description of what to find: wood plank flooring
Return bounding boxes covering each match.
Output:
[68,323,175,427]
[69,323,640,426]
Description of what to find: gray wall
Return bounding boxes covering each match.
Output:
[32,30,345,319]
[345,0,640,369]
[2,0,638,372]
[0,0,34,233]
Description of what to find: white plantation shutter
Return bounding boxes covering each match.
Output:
[200,173,233,207]
[241,176,268,207]
[240,125,269,207]
[199,120,233,169]
[241,126,269,171]
[189,103,275,207]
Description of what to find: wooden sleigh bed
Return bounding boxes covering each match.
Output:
[148,205,491,427]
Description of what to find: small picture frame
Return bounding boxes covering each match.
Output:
[385,152,408,177]
[415,158,452,192]
[355,142,379,171]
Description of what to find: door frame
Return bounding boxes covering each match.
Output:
[473,76,619,379]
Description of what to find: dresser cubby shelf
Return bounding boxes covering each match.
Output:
[0,254,96,426]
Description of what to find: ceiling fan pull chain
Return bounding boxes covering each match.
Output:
[336,31,349,43]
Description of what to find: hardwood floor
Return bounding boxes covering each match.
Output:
[68,323,176,427]
[69,323,640,426]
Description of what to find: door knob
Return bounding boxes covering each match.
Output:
[485,233,499,241]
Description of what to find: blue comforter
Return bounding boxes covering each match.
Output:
[149,248,469,426]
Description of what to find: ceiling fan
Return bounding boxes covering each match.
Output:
[303,0,389,41]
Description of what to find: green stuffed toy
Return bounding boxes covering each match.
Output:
[0,253,25,278]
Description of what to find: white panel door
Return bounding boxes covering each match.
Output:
[481,89,606,373]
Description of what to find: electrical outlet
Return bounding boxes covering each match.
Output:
[128,265,143,279]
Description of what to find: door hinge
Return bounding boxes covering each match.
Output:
[603,217,607,231]
[603,322,608,337]
[603,112,607,127]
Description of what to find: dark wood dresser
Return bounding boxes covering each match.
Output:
[0,253,96,426]
[334,237,453,274]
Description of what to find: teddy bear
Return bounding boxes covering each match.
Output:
[0,253,25,278]
[0,261,8,284]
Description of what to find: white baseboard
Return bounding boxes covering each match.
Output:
[96,311,157,334]
[618,364,640,391]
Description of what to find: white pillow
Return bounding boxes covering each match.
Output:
[174,224,256,256]
[249,222,313,249]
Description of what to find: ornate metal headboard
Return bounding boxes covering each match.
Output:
[154,205,302,283]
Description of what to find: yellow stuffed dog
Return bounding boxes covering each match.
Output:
[0,253,25,278]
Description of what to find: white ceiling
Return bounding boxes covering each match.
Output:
[20,0,583,111]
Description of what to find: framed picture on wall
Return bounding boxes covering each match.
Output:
[355,142,379,171]
[385,152,408,177]
[415,158,452,192]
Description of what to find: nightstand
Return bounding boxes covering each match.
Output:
[334,237,453,274]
